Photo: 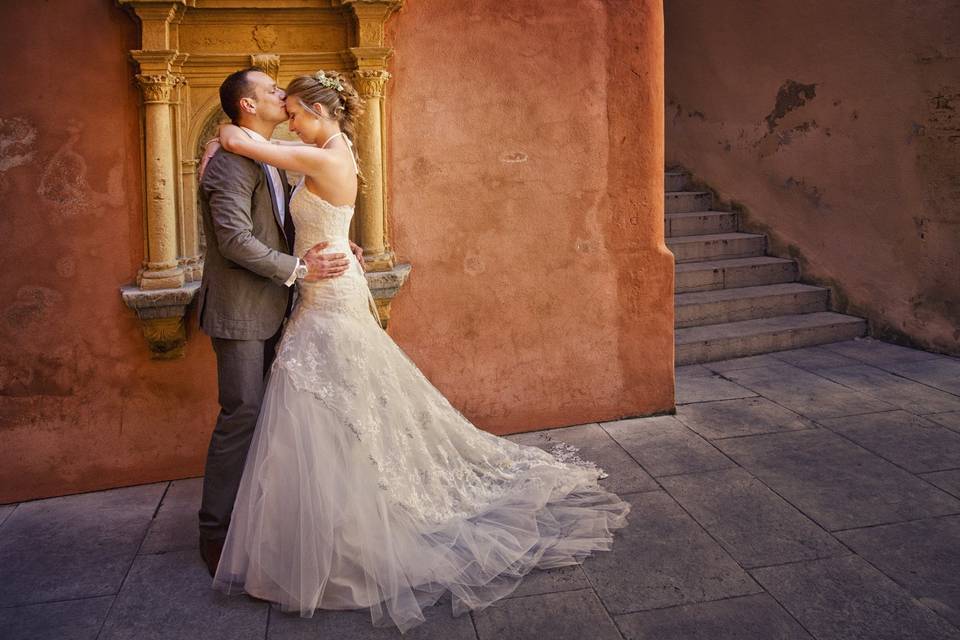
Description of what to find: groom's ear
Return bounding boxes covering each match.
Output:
[239,97,256,115]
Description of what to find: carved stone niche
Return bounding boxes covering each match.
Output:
[118,0,409,358]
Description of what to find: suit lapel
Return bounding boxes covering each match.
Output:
[279,169,295,250]
[259,161,285,235]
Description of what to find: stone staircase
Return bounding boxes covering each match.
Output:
[666,171,867,365]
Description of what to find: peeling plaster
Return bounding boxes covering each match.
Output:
[765,80,817,132]
[0,116,37,192]
[37,123,124,217]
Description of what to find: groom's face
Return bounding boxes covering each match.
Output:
[244,71,288,126]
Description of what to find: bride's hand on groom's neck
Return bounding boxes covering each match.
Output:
[198,138,221,180]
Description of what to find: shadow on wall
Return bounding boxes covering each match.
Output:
[664,0,960,356]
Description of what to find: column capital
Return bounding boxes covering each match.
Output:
[135,73,185,104]
[353,69,391,99]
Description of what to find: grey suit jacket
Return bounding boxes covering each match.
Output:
[197,149,299,340]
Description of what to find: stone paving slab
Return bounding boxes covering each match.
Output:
[508,423,659,495]
[99,548,267,640]
[929,411,960,433]
[702,353,784,373]
[602,416,735,477]
[268,596,476,640]
[3,337,959,639]
[769,345,862,370]
[0,595,114,640]
[659,468,847,568]
[818,410,960,473]
[722,364,896,419]
[922,470,960,499]
[140,478,203,555]
[675,396,815,440]
[751,555,960,640]
[505,565,592,600]
[580,491,761,614]
[715,429,960,530]
[880,357,960,396]
[0,483,165,607]
[473,589,621,640]
[813,364,960,415]
[614,593,813,640]
[675,366,757,405]
[837,515,960,629]
[821,338,942,366]
[0,504,15,528]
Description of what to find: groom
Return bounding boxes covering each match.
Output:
[196,67,359,577]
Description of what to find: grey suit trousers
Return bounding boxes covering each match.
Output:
[198,329,282,542]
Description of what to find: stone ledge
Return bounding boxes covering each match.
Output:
[119,264,411,356]
[366,263,412,328]
[120,283,200,359]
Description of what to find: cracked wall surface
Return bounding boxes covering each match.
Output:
[665,0,960,354]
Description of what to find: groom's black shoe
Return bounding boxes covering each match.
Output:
[199,536,224,578]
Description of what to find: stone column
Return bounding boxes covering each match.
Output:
[180,159,202,281]
[353,69,393,271]
[135,72,185,290]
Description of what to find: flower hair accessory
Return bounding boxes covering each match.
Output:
[314,71,344,92]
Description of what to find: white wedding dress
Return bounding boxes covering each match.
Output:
[213,174,631,632]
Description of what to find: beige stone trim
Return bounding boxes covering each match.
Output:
[119,0,409,354]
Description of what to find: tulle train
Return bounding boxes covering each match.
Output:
[213,366,630,632]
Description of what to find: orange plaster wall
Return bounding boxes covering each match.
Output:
[665,0,960,354]
[385,0,673,434]
[0,0,671,502]
[0,1,220,503]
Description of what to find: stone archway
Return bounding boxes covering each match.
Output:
[119,0,409,358]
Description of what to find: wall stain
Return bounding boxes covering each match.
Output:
[765,80,817,132]
[783,175,826,209]
[0,116,37,193]
[4,286,63,327]
[37,123,124,217]
[0,346,76,398]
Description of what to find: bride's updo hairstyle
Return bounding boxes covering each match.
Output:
[285,70,364,145]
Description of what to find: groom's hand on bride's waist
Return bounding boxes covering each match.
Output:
[302,242,350,282]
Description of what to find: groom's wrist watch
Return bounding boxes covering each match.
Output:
[295,258,309,280]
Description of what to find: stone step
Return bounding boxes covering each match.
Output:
[676,256,799,293]
[668,232,766,263]
[666,171,690,192]
[666,210,738,237]
[675,283,829,328]
[666,190,712,213]
[675,312,867,365]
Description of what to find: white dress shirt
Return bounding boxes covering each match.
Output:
[239,127,300,287]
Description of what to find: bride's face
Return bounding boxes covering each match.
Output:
[285,98,328,145]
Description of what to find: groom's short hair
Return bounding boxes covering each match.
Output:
[219,67,264,123]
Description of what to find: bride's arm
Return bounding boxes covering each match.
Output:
[219,124,325,175]
[270,139,309,146]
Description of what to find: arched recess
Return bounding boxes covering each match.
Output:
[118,0,410,358]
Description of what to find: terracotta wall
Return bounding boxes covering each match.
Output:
[665,0,960,354]
[0,0,670,503]
[0,1,220,504]
[386,0,672,434]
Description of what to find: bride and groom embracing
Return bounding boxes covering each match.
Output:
[195,66,630,633]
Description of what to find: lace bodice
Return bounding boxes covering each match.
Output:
[290,181,355,258]
[288,181,370,315]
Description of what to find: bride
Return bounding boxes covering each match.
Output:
[210,70,630,632]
